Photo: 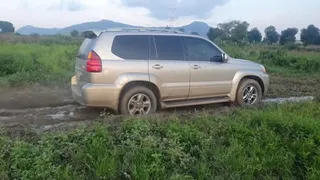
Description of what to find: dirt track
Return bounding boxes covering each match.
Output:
[0,86,104,125]
[0,86,223,126]
[0,85,315,127]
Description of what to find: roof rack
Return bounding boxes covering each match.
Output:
[104,27,184,34]
[81,28,185,38]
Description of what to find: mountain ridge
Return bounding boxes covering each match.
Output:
[17,20,211,36]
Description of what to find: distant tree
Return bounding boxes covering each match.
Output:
[178,27,185,32]
[300,25,320,45]
[208,20,249,42]
[279,27,298,45]
[264,26,280,44]
[70,30,79,37]
[191,32,199,35]
[207,27,224,41]
[316,36,320,45]
[248,28,262,43]
[30,33,40,38]
[217,21,235,38]
[262,37,267,43]
[0,21,15,33]
[229,21,250,42]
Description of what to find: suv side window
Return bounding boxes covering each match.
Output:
[184,37,221,62]
[112,35,149,60]
[152,35,185,60]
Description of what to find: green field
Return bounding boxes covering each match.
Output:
[1,35,320,179]
[0,35,80,86]
[1,35,320,97]
[1,102,319,179]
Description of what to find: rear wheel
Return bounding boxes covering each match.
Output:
[236,79,262,106]
[119,86,157,115]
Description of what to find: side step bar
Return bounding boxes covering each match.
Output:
[161,96,230,109]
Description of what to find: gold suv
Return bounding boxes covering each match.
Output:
[71,28,269,115]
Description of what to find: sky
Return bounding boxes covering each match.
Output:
[1,0,320,33]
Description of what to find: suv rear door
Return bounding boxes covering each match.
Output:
[75,37,98,88]
[183,36,236,98]
[149,35,190,101]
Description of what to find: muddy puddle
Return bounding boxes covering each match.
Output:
[262,96,315,103]
[0,104,106,125]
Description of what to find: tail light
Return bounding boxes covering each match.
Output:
[86,51,102,72]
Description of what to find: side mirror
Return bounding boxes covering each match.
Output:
[222,53,229,63]
[210,53,229,62]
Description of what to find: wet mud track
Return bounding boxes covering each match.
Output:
[0,86,315,126]
[0,105,104,125]
[0,86,102,125]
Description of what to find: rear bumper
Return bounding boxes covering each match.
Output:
[71,76,120,112]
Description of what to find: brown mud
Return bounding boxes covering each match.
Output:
[0,78,317,128]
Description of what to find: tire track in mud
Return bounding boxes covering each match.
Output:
[0,96,315,126]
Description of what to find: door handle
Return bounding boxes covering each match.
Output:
[152,64,163,70]
[191,65,201,69]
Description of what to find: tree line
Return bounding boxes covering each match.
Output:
[2,20,320,46]
[207,20,320,46]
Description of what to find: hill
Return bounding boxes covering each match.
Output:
[181,21,210,36]
[59,20,134,34]
[17,20,211,36]
[17,25,62,35]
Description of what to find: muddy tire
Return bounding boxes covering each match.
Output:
[236,79,262,106]
[119,86,157,115]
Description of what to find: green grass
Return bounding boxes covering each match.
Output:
[219,42,320,75]
[1,35,320,87]
[1,35,320,99]
[0,102,319,179]
[0,42,78,86]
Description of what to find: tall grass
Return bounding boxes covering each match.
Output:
[0,43,78,86]
[1,35,320,87]
[219,42,320,75]
[0,102,319,179]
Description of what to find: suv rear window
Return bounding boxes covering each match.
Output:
[112,35,149,60]
[77,38,97,60]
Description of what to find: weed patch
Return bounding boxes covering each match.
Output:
[0,43,77,86]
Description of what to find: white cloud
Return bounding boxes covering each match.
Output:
[0,0,319,32]
[47,0,87,11]
[121,0,230,20]
[204,0,320,33]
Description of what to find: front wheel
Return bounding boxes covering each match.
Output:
[119,86,157,115]
[236,79,262,106]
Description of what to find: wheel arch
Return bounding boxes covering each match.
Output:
[230,71,266,101]
[118,81,161,112]
[239,76,265,94]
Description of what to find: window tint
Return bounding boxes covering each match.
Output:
[112,35,149,60]
[153,36,185,60]
[184,37,221,61]
[149,36,158,60]
[77,38,97,60]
